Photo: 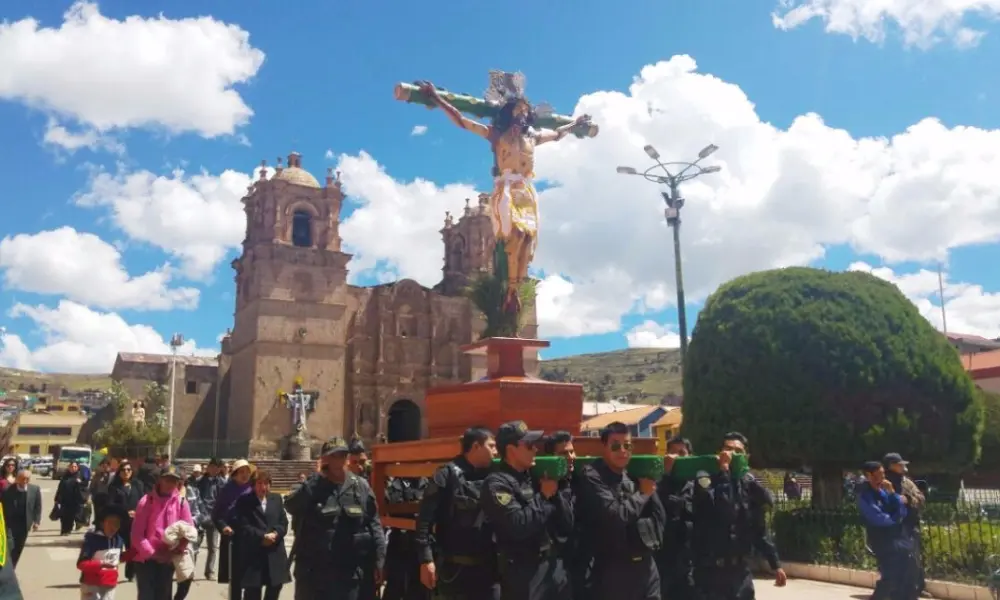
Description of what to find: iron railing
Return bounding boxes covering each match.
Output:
[761,485,1000,585]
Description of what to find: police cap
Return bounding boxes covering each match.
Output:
[881,452,908,467]
[496,420,544,448]
[321,436,350,456]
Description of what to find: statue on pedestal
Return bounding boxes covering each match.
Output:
[279,379,320,434]
[278,378,320,460]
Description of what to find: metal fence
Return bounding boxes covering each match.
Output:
[760,482,1000,585]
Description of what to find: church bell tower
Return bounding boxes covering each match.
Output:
[226,152,353,455]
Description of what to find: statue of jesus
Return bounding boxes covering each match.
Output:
[418,72,591,313]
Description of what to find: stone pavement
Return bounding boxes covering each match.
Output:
[17,478,879,599]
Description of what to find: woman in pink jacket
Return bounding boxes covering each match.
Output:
[131,466,193,600]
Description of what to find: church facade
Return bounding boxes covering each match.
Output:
[109,152,537,458]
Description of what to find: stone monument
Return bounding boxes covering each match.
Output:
[278,378,319,460]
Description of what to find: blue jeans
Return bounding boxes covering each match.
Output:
[136,561,175,600]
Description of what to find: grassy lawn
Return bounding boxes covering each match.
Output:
[540,348,683,404]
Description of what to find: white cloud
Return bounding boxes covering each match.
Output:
[333,56,1000,338]
[850,262,1000,339]
[42,119,123,154]
[325,149,335,160]
[411,125,428,136]
[75,166,260,278]
[0,2,265,151]
[625,321,682,349]
[336,152,478,284]
[0,301,215,374]
[0,227,199,311]
[0,329,33,371]
[772,0,1000,48]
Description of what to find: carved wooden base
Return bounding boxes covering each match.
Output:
[425,337,583,438]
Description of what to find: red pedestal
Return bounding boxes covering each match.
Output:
[424,337,584,439]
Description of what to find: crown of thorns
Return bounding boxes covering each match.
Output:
[485,70,553,118]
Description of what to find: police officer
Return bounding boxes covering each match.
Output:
[349,439,371,480]
[656,436,696,600]
[542,431,589,600]
[383,476,429,600]
[577,421,664,600]
[414,426,499,599]
[285,436,387,600]
[689,432,787,600]
[480,420,573,600]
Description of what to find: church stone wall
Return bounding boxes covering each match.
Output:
[345,280,475,444]
[113,153,542,458]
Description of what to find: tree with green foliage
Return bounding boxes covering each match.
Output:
[682,267,984,507]
[978,389,1000,470]
[93,381,169,458]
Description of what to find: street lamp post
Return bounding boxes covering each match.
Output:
[617,144,722,363]
[167,333,184,463]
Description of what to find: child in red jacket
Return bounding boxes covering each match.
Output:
[78,504,135,600]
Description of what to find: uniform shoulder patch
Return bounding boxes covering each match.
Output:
[494,491,513,506]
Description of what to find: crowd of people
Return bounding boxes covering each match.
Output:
[79,454,291,600]
[368,422,785,600]
[0,431,930,600]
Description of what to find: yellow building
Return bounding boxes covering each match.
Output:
[651,407,683,453]
[12,410,88,456]
[35,397,85,415]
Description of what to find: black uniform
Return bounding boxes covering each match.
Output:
[383,477,429,600]
[480,461,573,600]
[690,470,780,600]
[414,456,498,600]
[284,471,387,600]
[577,459,664,600]
[561,471,592,600]
[655,476,696,600]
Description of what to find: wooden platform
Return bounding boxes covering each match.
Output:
[372,336,658,530]
[425,337,585,438]
[372,435,657,530]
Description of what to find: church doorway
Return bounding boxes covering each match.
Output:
[387,399,422,443]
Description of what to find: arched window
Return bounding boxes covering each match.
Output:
[292,210,312,247]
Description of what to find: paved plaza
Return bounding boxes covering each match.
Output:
[17,478,880,600]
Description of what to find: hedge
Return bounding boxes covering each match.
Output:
[770,503,1000,585]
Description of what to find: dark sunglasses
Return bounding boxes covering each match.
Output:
[610,441,634,452]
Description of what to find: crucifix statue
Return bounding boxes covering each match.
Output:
[395,72,598,320]
[279,379,320,434]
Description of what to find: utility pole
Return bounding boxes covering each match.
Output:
[937,263,948,336]
[166,333,184,463]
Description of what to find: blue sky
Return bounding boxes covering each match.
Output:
[1,0,999,373]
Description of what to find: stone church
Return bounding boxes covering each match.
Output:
[108,152,537,458]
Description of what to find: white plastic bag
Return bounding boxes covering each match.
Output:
[163,520,199,582]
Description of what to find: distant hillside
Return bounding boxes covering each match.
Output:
[540,348,683,404]
[0,347,683,405]
[0,367,112,397]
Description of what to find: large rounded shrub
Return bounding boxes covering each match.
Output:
[979,390,1000,470]
[682,267,983,476]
